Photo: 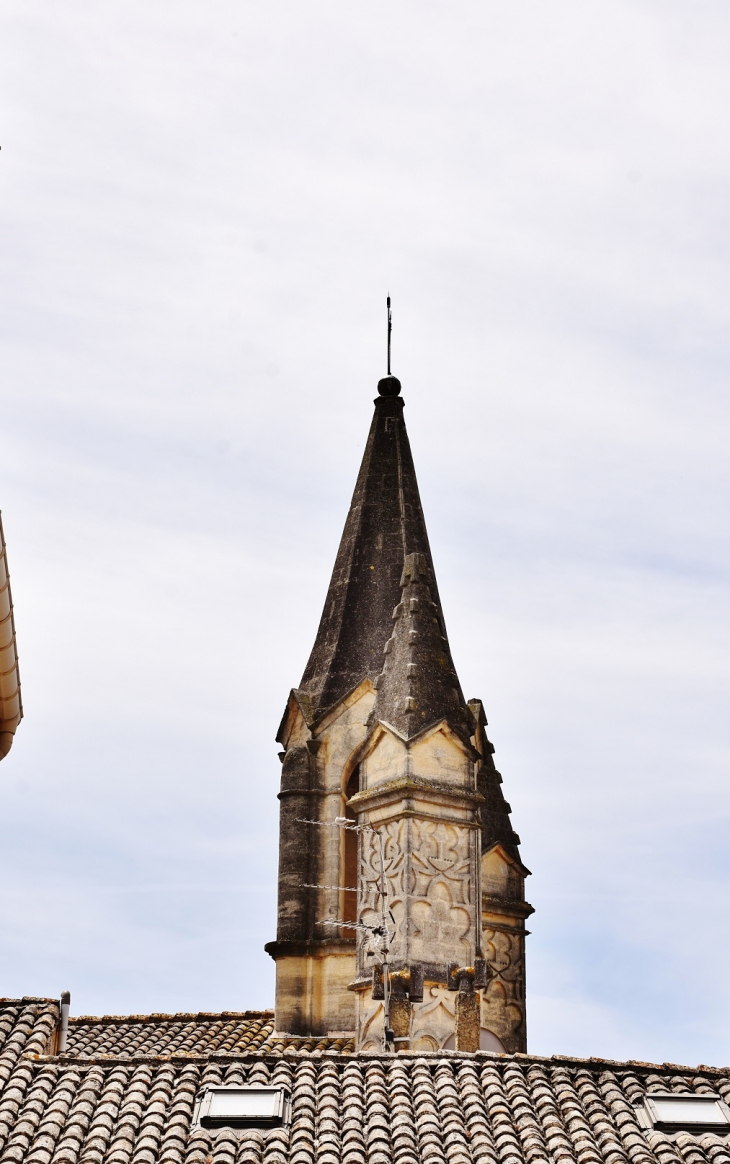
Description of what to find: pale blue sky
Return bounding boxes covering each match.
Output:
[1,0,730,1065]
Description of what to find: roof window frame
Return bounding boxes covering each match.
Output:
[636,1092,730,1136]
[193,1085,291,1131]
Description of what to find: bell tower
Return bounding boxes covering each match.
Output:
[265,349,532,1052]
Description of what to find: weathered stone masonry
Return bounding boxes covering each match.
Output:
[266,372,532,1051]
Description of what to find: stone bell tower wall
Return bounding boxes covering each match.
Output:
[266,682,376,1036]
[348,720,484,1050]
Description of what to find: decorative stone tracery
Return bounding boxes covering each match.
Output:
[356,816,477,975]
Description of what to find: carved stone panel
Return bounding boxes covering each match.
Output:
[356,817,479,976]
[410,985,457,1051]
[481,925,526,1053]
[355,983,458,1052]
[357,817,407,971]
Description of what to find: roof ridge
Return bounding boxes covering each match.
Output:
[68,1009,275,1025]
[29,1048,730,1073]
[0,996,59,1006]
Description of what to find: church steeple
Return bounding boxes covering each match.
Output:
[298,374,470,742]
[267,345,531,1054]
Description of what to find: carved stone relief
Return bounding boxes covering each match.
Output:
[409,985,457,1051]
[355,984,458,1051]
[481,925,526,1053]
[357,994,385,1052]
[356,817,477,974]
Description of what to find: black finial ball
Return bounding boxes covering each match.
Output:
[378,375,401,396]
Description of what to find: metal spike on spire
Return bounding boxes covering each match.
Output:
[387,295,392,375]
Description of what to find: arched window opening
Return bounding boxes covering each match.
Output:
[442,1029,506,1052]
[342,765,360,926]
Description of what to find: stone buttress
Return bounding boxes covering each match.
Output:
[265,372,533,1052]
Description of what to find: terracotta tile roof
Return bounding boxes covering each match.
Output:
[64,1012,355,1058]
[66,1013,276,1058]
[1,999,729,1164]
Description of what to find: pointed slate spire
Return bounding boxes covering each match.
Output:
[298,377,471,739]
[371,550,472,740]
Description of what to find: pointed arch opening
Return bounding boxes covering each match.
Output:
[342,765,360,926]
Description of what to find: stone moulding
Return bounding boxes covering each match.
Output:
[348,776,484,818]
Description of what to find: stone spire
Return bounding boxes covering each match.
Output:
[370,549,472,742]
[298,375,468,737]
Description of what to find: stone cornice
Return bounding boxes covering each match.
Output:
[482,897,535,920]
[349,774,483,814]
[264,939,355,960]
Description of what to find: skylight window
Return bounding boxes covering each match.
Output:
[193,1087,291,1130]
[636,1093,730,1135]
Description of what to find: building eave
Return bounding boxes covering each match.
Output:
[0,512,23,760]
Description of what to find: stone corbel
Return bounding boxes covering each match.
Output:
[447,959,491,1052]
